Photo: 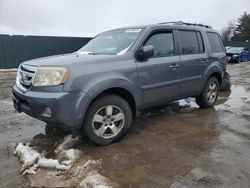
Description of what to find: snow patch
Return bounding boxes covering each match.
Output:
[37,158,70,170]
[0,68,18,72]
[82,159,102,170]
[15,134,81,174]
[80,171,113,188]
[15,143,40,171]
[23,165,37,175]
[14,134,115,187]
[62,148,81,161]
[55,134,80,154]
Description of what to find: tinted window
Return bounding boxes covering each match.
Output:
[144,32,175,57]
[207,32,224,53]
[179,30,202,54]
[196,32,205,53]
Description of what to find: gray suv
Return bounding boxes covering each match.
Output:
[12,22,228,145]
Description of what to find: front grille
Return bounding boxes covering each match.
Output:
[17,64,37,90]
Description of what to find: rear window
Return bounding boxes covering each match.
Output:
[207,32,224,53]
[179,30,204,55]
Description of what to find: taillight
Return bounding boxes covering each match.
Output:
[224,56,229,70]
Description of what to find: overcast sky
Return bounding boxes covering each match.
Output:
[0,0,249,37]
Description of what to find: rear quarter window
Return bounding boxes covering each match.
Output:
[207,32,224,53]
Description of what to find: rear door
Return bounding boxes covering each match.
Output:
[177,30,208,97]
[206,32,227,72]
[136,29,181,108]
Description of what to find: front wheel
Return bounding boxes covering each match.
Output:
[82,95,132,146]
[196,77,219,108]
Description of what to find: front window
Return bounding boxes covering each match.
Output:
[144,31,175,57]
[77,29,143,55]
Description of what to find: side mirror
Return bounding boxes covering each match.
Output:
[137,45,154,60]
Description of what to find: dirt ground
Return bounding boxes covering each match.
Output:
[0,63,250,188]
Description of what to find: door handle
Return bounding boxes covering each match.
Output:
[202,60,209,66]
[169,64,179,69]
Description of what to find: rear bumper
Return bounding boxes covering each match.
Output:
[220,71,231,91]
[12,84,90,130]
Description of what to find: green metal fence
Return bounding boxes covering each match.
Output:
[1,34,249,69]
[0,34,91,69]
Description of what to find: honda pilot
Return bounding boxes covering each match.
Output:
[12,22,228,145]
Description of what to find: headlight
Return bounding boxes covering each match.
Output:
[33,67,69,86]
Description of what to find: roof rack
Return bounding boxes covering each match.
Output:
[158,21,212,29]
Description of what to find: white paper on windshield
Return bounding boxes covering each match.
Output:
[125,29,142,33]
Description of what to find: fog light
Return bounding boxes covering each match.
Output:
[43,107,52,117]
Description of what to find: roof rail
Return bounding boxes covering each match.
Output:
[158,21,212,29]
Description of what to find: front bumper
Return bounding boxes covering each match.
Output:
[12,85,90,130]
[227,55,240,63]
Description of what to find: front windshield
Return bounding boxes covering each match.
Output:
[227,47,244,53]
[77,29,143,55]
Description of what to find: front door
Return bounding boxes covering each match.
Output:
[136,30,181,108]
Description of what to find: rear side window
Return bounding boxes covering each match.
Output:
[196,32,204,53]
[144,32,175,58]
[179,30,204,54]
[207,32,224,53]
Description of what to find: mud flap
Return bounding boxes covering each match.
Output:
[220,72,231,91]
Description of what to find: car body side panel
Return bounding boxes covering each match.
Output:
[201,31,226,90]
[63,53,140,115]
[136,56,181,108]
[179,53,207,97]
[135,27,181,108]
[175,29,209,98]
[202,59,223,86]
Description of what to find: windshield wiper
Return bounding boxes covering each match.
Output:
[75,51,97,55]
[75,51,115,55]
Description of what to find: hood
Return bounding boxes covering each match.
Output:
[22,53,123,67]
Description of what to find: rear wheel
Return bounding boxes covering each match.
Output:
[196,77,219,108]
[82,95,132,146]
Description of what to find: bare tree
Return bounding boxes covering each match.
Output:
[221,20,236,42]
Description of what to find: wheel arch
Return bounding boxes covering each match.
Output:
[89,87,138,119]
[208,72,222,87]
[203,66,223,89]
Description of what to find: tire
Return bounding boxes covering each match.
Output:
[196,77,219,108]
[232,57,239,63]
[82,95,132,146]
